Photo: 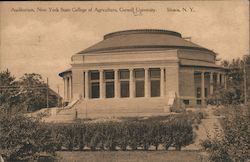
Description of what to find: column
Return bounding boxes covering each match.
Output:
[217,72,220,85]
[129,68,134,98]
[63,78,66,100]
[70,76,73,100]
[114,69,119,98]
[201,72,205,106]
[221,73,225,85]
[82,71,84,98]
[224,75,227,89]
[66,77,69,100]
[160,67,165,97]
[99,69,104,99]
[144,68,149,97]
[84,71,89,99]
[209,72,214,95]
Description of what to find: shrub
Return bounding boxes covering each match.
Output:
[102,122,119,150]
[150,122,163,150]
[49,117,195,151]
[117,122,129,151]
[201,139,213,151]
[127,121,143,150]
[161,124,173,150]
[0,112,56,162]
[171,119,193,150]
[202,105,250,162]
[170,105,186,113]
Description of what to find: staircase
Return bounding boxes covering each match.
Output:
[43,97,172,122]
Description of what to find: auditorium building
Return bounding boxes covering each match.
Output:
[59,29,226,117]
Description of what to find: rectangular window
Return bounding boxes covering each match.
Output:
[150,69,160,78]
[151,80,160,97]
[91,82,99,98]
[150,68,160,97]
[105,71,114,80]
[183,100,190,105]
[104,70,114,98]
[106,81,114,98]
[135,69,145,78]
[120,81,129,97]
[136,80,144,97]
[196,87,201,98]
[119,70,129,79]
[134,69,145,97]
[90,71,100,99]
[90,71,99,80]
[197,99,202,105]
[120,69,130,97]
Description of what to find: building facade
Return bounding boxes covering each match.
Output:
[59,29,226,114]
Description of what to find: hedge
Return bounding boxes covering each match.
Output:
[50,119,194,151]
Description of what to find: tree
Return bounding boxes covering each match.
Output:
[0,70,21,113]
[0,110,56,161]
[202,105,250,162]
[217,56,250,105]
[0,70,61,113]
[19,73,60,112]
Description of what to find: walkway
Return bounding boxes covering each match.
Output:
[184,106,224,150]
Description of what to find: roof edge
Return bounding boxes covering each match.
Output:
[59,69,72,77]
[77,45,214,55]
[104,29,182,40]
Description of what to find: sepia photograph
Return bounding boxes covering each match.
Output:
[0,1,249,162]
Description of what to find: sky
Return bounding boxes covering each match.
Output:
[0,1,249,95]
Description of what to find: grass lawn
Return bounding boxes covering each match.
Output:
[56,151,208,162]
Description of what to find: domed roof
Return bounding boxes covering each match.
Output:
[77,29,213,54]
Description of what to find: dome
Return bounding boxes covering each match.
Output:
[77,29,213,54]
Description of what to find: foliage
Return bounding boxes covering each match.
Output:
[207,86,242,106]
[0,70,61,113]
[0,70,20,113]
[51,118,194,151]
[219,55,250,105]
[170,105,186,113]
[0,110,56,161]
[18,73,60,112]
[202,105,250,162]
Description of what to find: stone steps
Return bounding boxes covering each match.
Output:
[57,98,169,119]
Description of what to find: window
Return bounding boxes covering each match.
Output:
[105,71,114,80]
[150,68,160,97]
[91,71,99,80]
[135,69,144,97]
[90,71,100,98]
[119,70,129,97]
[183,100,190,105]
[136,80,144,97]
[106,82,114,98]
[197,99,202,105]
[120,70,129,79]
[105,70,114,98]
[196,87,201,98]
[91,82,99,98]
[120,81,129,97]
[151,80,160,97]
